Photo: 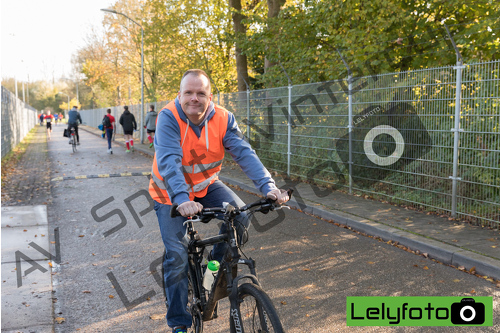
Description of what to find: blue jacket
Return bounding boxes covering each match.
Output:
[154,97,277,204]
[68,107,82,125]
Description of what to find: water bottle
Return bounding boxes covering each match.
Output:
[202,260,220,291]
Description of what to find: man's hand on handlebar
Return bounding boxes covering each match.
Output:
[266,189,290,205]
[177,201,203,217]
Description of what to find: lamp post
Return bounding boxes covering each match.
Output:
[62,77,79,104]
[101,8,144,144]
[58,92,70,118]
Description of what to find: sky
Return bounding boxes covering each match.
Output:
[1,0,116,82]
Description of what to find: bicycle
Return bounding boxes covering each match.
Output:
[69,128,77,153]
[168,190,293,333]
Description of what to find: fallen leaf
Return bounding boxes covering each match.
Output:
[111,255,121,258]
[303,268,310,271]
[453,279,461,283]
[470,290,476,294]
[55,317,65,324]
[281,301,287,305]
[469,266,476,273]
[150,314,164,320]
[109,295,114,299]
[492,246,497,248]
[78,235,84,238]
[423,266,429,270]
[367,261,375,265]
[82,291,91,294]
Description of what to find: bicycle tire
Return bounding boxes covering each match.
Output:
[188,271,203,333]
[230,283,284,333]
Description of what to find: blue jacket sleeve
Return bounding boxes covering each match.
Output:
[154,110,190,204]
[223,113,277,195]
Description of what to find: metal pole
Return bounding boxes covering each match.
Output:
[140,27,144,144]
[451,63,464,217]
[246,88,250,140]
[337,48,353,194]
[287,84,292,176]
[444,23,465,218]
[348,75,353,194]
[278,62,293,176]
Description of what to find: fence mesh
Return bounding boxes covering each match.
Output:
[79,60,500,228]
[1,86,38,159]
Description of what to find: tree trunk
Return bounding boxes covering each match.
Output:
[264,0,286,73]
[229,0,250,92]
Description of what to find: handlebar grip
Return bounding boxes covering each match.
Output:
[170,204,181,218]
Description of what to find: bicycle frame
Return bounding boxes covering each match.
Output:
[185,205,261,323]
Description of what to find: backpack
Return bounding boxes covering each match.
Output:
[102,115,111,128]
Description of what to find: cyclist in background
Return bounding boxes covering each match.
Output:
[67,106,82,145]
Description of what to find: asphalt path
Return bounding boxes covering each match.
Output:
[46,125,499,332]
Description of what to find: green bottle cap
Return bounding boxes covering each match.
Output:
[207,260,220,272]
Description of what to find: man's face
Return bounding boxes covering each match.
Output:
[178,74,212,125]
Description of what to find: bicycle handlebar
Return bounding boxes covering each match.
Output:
[170,189,293,219]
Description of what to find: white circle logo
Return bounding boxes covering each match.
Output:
[460,305,476,322]
[363,125,405,166]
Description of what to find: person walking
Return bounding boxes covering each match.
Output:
[148,69,289,333]
[119,106,137,153]
[39,112,45,126]
[54,112,59,126]
[44,110,54,140]
[67,106,82,145]
[144,105,158,148]
[103,109,116,154]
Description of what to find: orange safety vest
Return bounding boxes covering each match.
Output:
[149,101,229,205]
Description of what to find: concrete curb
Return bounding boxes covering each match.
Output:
[219,176,500,281]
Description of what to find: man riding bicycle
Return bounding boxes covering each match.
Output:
[67,106,82,145]
[149,69,289,333]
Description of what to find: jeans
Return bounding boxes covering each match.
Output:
[154,180,251,328]
[106,128,113,149]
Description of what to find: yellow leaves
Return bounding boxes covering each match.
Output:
[109,295,115,299]
[55,317,65,324]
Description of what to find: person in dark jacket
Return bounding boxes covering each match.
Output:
[144,105,158,148]
[119,106,137,152]
[67,106,82,144]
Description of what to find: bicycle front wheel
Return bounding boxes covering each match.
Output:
[230,283,284,333]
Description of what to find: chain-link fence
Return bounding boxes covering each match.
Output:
[79,101,170,140]
[1,86,38,159]
[79,60,500,228]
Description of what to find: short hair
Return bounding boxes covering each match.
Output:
[107,109,112,114]
[124,106,129,111]
[180,69,211,92]
[150,105,154,110]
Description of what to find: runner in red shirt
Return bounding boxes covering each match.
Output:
[44,111,55,140]
[104,109,116,154]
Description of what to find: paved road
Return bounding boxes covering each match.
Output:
[43,125,499,332]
